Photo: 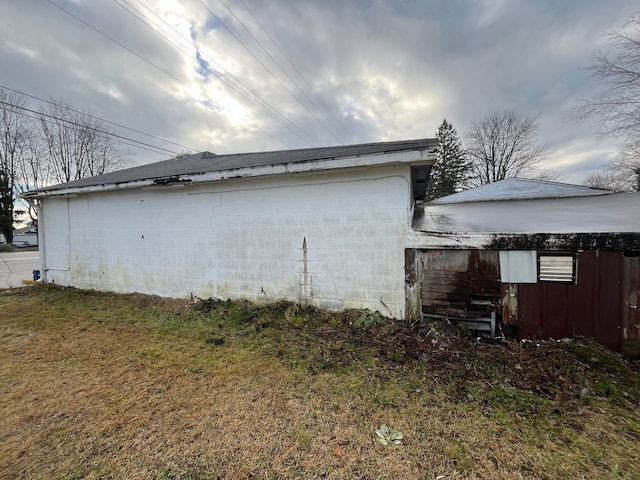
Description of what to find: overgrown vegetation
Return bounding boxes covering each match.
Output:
[1,285,639,479]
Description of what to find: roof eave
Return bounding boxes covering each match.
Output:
[24,148,436,198]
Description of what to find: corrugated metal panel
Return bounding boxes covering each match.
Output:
[517,251,623,351]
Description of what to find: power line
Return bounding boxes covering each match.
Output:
[45,0,292,149]
[0,84,196,152]
[0,99,180,156]
[113,0,318,146]
[197,0,343,143]
[218,0,350,144]
[237,0,352,142]
[130,0,318,146]
[9,102,178,155]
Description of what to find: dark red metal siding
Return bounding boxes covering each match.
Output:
[517,251,623,351]
[567,253,596,337]
[593,252,624,349]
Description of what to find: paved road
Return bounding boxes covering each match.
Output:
[0,250,41,289]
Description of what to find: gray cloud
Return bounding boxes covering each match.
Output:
[0,0,636,182]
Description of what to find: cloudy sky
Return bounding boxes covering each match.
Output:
[1,0,637,183]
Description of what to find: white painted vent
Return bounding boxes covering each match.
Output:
[538,254,576,283]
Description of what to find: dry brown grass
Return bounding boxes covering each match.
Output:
[1,286,639,479]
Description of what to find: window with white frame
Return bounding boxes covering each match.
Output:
[537,253,577,283]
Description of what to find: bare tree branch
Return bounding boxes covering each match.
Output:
[38,101,127,185]
[465,109,548,186]
[0,90,30,243]
[1,88,130,238]
[571,12,640,190]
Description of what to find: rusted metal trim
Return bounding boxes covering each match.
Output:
[487,233,640,251]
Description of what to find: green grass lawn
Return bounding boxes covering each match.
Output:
[1,285,639,479]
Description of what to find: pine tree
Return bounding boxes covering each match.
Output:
[425,119,470,201]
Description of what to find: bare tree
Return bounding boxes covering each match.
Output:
[530,168,563,183]
[466,110,548,186]
[39,101,126,185]
[0,90,30,244]
[583,170,627,190]
[572,13,640,190]
[583,152,640,192]
[615,147,640,191]
[0,89,130,239]
[15,130,50,224]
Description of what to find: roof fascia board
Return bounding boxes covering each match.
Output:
[407,230,493,249]
[25,148,435,198]
[193,149,434,183]
[407,230,640,250]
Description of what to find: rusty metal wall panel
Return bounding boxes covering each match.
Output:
[500,283,518,325]
[517,251,624,351]
[421,249,500,317]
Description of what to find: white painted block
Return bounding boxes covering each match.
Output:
[40,167,413,318]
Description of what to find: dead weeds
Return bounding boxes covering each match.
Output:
[1,285,639,479]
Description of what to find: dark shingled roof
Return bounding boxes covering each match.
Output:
[30,138,438,194]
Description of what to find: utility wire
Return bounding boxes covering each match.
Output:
[0,100,179,156]
[10,106,175,157]
[237,0,352,142]
[45,0,292,149]
[218,0,350,144]
[130,0,318,146]
[197,0,341,143]
[114,0,317,146]
[14,105,177,156]
[0,84,196,152]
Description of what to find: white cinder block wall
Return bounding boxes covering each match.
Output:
[40,166,413,317]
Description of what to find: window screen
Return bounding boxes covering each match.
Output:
[538,253,576,283]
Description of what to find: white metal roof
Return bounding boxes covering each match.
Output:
[415,192,640,234]
[430,178,612,205]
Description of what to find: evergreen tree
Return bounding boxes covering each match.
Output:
[426,119,470,201]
